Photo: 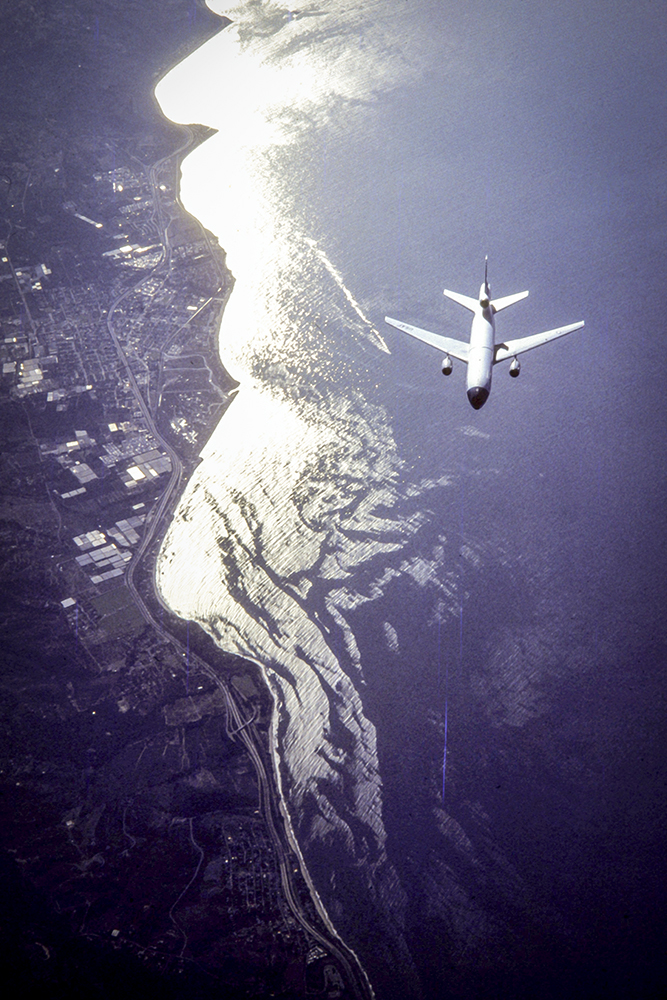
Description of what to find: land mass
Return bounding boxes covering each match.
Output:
[0,2,370,996]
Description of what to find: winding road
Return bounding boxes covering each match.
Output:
[108,129,375,1000]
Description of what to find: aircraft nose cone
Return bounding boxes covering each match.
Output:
[467,386,489,409]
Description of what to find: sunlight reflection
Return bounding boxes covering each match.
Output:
[154,7,456,948]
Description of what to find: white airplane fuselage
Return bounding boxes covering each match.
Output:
[466,285,495,408]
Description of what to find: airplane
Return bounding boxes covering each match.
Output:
[385,258,584,408]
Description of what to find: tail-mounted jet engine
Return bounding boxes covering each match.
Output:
[509,357,521,378]
[441,355,453,376]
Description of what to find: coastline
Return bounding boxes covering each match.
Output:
[151,14,428,997]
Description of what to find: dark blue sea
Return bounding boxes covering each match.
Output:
[157,2,667,995]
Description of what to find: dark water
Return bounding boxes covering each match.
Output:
[288,2,667,994]
[158,1,667,995]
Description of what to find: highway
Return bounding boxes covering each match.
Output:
[108,130,375,1000]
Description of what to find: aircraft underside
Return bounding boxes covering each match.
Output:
[385,260,584,409]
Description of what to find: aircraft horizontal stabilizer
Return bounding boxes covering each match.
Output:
[494,321,585,362]
[385,316,470,363]
[492,290,529,313]
[443,289,479,313]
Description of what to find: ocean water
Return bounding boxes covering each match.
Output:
[155,2,667,996]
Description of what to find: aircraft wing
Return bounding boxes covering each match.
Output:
[385,316,470,363]
[494,321,585,363]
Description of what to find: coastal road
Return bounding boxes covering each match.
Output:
[107,131,375,999]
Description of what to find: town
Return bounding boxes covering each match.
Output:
[0,125,358,998]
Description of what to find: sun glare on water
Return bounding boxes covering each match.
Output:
[153,10,458,967]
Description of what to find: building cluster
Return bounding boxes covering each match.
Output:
[0,160,194,619]
[0,130,359,996]
[0,142,234,701]
[219,816,287,918]
[63,510,146,588]
[37,421,172,499]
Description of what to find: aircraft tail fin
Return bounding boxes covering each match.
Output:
[491,290,529,313]
[443,288,479,313]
